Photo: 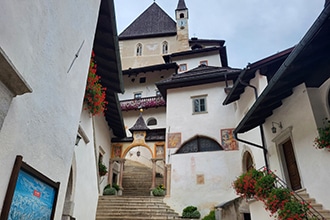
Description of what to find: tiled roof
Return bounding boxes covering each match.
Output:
[129,113,150,133]
[176,0,187,10]
[119,3,177,40]
[156,65,241,99]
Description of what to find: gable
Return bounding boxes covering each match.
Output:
[119,3,177,40]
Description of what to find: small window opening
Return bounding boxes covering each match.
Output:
[147,118,157,126]
[136,43,142,56]
[139,77,146,83]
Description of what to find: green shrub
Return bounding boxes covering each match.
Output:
[152,187,166,196]
[103,187,116,195]
[182,206,201,219]
[202,210,215,220]
[112,183,120,191]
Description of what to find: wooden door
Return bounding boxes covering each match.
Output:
[282,139,302,190]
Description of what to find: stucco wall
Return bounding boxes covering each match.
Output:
[0,0,100,219]
[264,83,330,210]
[119,35,187,69]
[172,51,222,71]
[165,151,240,217]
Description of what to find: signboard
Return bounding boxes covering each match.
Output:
[1,155,60,220]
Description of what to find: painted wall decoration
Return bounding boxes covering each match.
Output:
[1,155,59,220]
[221,128,238,150]
[167,132,181,148]
[112,145,122,158]
[155,144,165,158]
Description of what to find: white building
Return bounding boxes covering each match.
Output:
[0,0,125,219]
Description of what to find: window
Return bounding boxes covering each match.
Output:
[134,92,142,99]
[176,135,223,154]
[192,96,207,113]
[180,13,184,18]
[162,41,168,54]
[156,90,161,97]
[139,77,146,83]
[200,60,208,66]
[147,117,157,126]
[179,64,187,72]
[136,43,142,56]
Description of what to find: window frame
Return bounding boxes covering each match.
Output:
[162,41,168,54]
[200,60,208,66]
[192,95,207,114]
[179,64,187,72]
[134,92,142,99]
[136,43,142,56]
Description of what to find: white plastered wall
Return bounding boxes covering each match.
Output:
[0,0,100,218]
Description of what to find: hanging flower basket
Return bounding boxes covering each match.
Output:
[84,51,108,115]
[314,118,330,150]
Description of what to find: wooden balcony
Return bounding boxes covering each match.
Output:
[120,96,166,111]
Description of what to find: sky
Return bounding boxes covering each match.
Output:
[114,0,325,68]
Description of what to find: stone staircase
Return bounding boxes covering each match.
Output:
[122,160,163,196]
[96,160,179,219]
[295,189,330,219]
[96,196,180,220]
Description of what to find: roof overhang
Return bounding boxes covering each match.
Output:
[223,47,294,105]
[234,4,330,134]
[93,0,126,138]
[123,63,178,75]
[156,66,241,99]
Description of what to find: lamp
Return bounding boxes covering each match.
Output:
[137,146,141,157]
[271,122,282,134]
[75,135,82,146]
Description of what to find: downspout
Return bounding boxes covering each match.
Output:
[234,77,269,169]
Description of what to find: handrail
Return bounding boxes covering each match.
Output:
[259,167,326,220]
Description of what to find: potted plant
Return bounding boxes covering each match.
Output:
[264,187,291,216]
[152,184,166,196]
[103,184,117,195]
[233,168,263,199]
[254,169,276,200]
[182,206,201,219]
[314,118,330,150]
[277,199,309,220]
[99,162,107,177]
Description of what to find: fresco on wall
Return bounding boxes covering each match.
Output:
[167,132,181,148]
[221,128,238,150]
[8,170,56,220]
[112,145,122,158]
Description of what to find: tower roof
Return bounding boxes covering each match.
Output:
[119,3,177,40]
[176,0,187,10]
[129,112,150,133]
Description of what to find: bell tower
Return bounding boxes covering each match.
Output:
[175,0,189,51]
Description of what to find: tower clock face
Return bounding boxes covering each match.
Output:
[179,19,186,27]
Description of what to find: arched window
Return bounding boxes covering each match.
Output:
[162,41,168,54]
[147,117,157,126]
[180,13,184,18]
[136,43,142,56]
[243,151,254,172]
[176,135,223,154]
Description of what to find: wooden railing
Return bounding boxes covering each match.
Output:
[120,96,166,111]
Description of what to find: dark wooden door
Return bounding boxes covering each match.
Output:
[282,139,302,190]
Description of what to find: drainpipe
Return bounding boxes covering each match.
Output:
[234,77,269,169]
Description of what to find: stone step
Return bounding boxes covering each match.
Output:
[295,189,330,220]
[96,196,179,220]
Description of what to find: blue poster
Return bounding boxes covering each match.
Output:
[8,170,56,220]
